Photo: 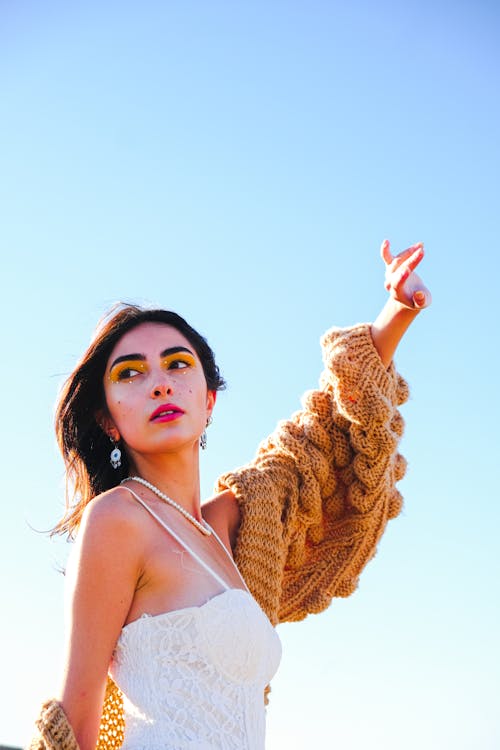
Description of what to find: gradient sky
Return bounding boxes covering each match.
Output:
[1,1,499,748]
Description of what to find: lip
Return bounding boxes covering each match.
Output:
[149,403,185,423]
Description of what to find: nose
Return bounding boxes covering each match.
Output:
[151,381,173,399]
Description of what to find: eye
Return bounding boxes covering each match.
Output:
[117,366,142,380]
[109,360,147,382]
[168,359,190,370]
[163,354,196,371]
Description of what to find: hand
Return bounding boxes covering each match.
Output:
[381,239,432,311]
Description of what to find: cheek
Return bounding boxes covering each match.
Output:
[106,390,140,427]
[114,400,136,420]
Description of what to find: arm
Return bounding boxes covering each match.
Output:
[58,490,143,750]
[217,321,410,624]
[371,297,420,369]
[216,240,430,625]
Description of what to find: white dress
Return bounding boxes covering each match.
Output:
[109,489,282,750]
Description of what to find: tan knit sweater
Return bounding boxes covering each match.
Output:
[28,322,409,750]
[217,322,409,624]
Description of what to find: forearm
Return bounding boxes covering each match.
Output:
[370,296,421,369]
[60,687,104,750]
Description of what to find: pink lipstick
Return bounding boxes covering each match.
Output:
[149,403,185,423]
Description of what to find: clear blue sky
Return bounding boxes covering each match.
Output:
[1,1,499,747]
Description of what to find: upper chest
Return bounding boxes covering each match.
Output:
[135,490,242,595]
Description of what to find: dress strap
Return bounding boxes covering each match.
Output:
[204,521,251,595]
[123,486,232,592]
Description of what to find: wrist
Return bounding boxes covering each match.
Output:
[386,295,422,317]
[371,296,421,368]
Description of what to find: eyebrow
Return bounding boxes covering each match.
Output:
[109,346,194,370]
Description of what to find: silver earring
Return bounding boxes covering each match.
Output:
[200,416,212,450]
[110,438,122,469]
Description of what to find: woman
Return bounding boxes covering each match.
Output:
[29,240,430,750]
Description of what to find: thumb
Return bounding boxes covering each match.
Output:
[413,290,426,308]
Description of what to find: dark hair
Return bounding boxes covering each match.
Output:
[53,303,226,537]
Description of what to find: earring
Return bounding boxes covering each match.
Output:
[200,415,213,451]
[109,437,122,469]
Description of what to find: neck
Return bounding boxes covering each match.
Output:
[127,445,202,522]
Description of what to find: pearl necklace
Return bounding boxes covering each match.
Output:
[121,476,212,536]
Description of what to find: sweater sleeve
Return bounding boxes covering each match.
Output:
[215,323,410,624]
[28,677,124,750]
[27,700,79,750]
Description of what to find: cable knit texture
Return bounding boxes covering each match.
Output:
[28,700,78,750]
[216,322,409,623]
[28,322,409,749]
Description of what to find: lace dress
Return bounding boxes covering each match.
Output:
[109,489,282,750]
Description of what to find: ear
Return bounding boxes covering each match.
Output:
[95,409,120,442]
[206,390,217,420]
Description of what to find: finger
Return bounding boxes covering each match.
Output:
[390,242,424,272]
[395,264,411,288]
[416,288,432,308]
[380,239,392,265]
[392,247,425,283]
[413,291,426,307]
[404,245,425,273]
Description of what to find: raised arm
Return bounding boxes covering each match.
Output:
[216,239,431,626]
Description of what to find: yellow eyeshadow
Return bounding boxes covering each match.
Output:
[109,360,147,382]
[162,353,196,368]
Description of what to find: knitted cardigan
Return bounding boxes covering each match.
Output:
[28,322,410,750]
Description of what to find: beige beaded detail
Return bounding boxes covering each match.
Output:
[95,677,125,749]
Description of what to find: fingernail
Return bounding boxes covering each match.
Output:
[414,291,425,306]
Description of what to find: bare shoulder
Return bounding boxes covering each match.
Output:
[78,485,147,543]
[66,486,146,602]
[202,489,241,553]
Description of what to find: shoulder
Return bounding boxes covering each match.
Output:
[203,489,241,553]
[77,486,147,548]
[66,487,147,592]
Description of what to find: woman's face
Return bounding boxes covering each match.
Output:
[101,322,215,458]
